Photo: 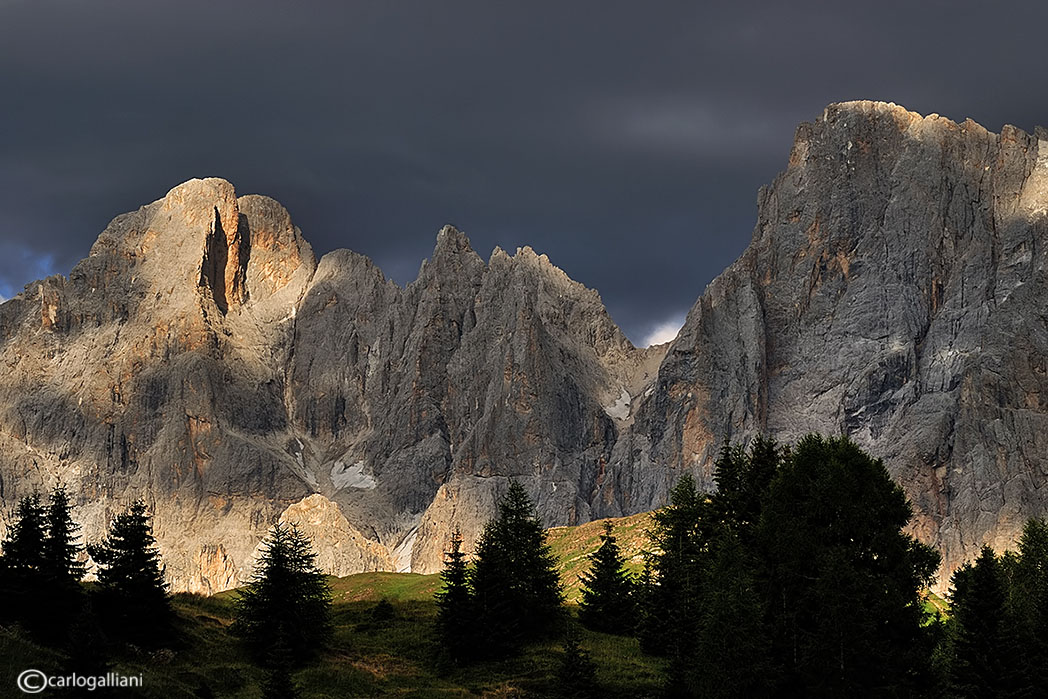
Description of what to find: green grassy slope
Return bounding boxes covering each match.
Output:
[546,512,653,602]
[0,514,664,698]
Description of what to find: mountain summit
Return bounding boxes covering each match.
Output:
[0,177,663,590]
[2,101,1046,590]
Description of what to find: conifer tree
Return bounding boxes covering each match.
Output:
[0,494,48,630]
[435,528,474,664]
[758,435,940,695]
[260,629,300,699]
[0,493,47,573]
[42,486,86,585]
[637,474,703,657]
[578,521,636,635]
[709,436,781,539]
[40,486,86,642]
[88,500,171,645]
[556,627,598,699]
[234,523,332,665]
[948,545,1025,697]
[470,480,563,657]
[1008,517,1048,689]
[690,529,773,698]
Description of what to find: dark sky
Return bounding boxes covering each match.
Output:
[2,1,1047,345]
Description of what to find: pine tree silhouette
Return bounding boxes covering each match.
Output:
[470,480,563,657]
[435,528,474,664]
[578,521,636,634]
[556,625,598,698]
[42,486,86,584]
[88,500,171,646]
[234,523,332,665]
[0,494,48,632]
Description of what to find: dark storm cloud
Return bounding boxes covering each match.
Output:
[2,0,1047,342]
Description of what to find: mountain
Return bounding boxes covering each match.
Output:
[1,100,1045,590]
[0,178,664,591]
[623,101,1048,580]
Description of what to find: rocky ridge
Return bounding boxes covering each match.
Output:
[0,178,664,588]
[624,101,1048,581]
[1,101,1046,589]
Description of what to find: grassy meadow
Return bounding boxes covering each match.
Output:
[1,516,664,698]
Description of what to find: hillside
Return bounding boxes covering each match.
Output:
[0,513,664,698]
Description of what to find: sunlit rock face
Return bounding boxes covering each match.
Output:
[0,178,663,589]
[624,101,1048,585]
[1,101,1045,591]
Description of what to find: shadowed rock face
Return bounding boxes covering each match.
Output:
[626,101,1048,585]
[1,101,1046,590]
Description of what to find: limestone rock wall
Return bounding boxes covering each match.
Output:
[2,102,1046,590]
[625,101,1048,583]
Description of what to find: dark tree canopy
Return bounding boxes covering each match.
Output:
[234,523,332,666]
[1,489,88,642]
[42,486,86,586]
[757,434,940,695]
[0,494,49,632]
[556,627,598,699]
[638,434,941,697]
[638,473,703,658]
[468,480,564,657]
[578,520,636,635]
[88,500,171,645]
[1,494,47,574]
[435,528,474,664]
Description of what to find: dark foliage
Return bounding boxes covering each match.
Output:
[637,473,702,658]
[757,435,940,695]
[0,494,49,633]
[1,488,89,643]
[435,528,474,664]
[40,486,86,642]
[233,523,332,666]
[578,520,636,635]
[88,500,171,646]
[556,627,598,699]
[451,480,564,660]
[638,434,940,697]
[260,629,300,699]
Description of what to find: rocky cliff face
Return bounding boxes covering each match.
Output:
[1,101,1045,590]
[0,178,663,587]
[625,101,1048,582]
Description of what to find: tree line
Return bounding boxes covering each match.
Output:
[0,488,171,672]
[4,434,1045,696]
[435,434,1048,697]
[0,488,333,699]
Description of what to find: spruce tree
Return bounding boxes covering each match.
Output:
[948,545,1025,697]
[435,528,474,664]
[710,436,781,539]
[1,494,47,573]
[234,523,332,665]
[260,629,300,699]
[556,626,598,699]
[1009,517,1048,689]
[41,486,86,584]
[40,486,86,643]
[88,500,171,645]
[757,435,940,695]
[0,494,48,631]
[637,474,703,657]
[578,521,636,635]
[470,480,563,657]
[691,529,773,698]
